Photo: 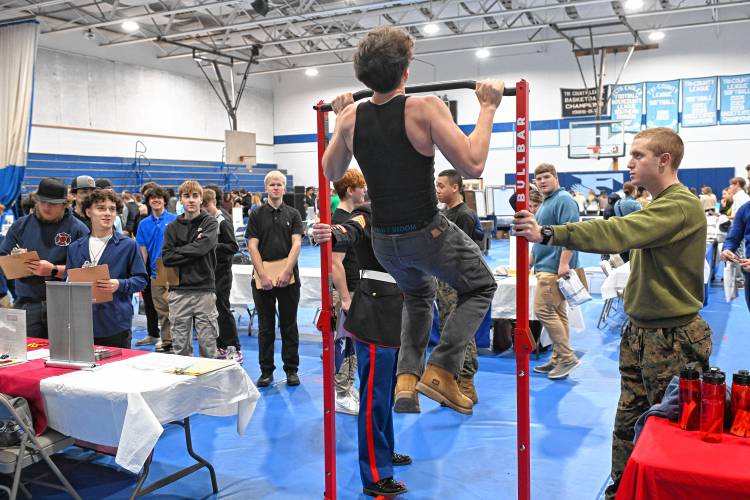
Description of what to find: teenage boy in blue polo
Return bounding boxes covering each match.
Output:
[0,178,88,338]
[66,189,148,347]
[135,186,177,351]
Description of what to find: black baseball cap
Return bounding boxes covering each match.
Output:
[71,175,95,192]
[95,178,113,189]
[36,178,68,204]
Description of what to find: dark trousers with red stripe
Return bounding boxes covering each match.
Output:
[355,338,398,488]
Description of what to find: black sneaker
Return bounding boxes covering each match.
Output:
[363,477,407,497]
[392,452,412,466]
[286,372,300,386]
[256,373,273,387]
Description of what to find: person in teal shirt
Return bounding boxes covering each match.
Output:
[530,163,580,380]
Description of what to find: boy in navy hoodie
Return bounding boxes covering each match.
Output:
[66,189,148,347]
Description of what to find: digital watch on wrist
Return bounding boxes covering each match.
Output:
[541,225,554,245]
[50,266,59,278]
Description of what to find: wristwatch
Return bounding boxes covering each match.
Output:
[50,266,59,278]
[540,225,554,245]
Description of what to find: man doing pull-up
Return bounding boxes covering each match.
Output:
[322,26,503,415]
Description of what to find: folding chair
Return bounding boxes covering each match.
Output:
[0,394,81,500]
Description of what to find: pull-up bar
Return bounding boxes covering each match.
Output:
[315,80,517,112]
[314,78,532,500]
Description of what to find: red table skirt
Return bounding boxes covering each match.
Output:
[617,417,750,500]
[0,339,147,434]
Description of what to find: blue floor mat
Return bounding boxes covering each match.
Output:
[7,242,749,499]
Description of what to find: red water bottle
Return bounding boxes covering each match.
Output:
[678,366,701,431]
[730,369,750,437]
[700,368,726,443]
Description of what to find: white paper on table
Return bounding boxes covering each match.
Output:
[27,348,50,360]
[724,262,738,302]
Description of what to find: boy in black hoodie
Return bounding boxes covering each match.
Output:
[161,180,220,358]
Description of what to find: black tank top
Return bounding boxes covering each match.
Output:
[353,95,437,228]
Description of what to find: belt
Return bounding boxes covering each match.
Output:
[372,219,431,235]
[361,270,397,284]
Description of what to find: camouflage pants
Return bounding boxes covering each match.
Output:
[435,280,478,378]
[604,315,712,499]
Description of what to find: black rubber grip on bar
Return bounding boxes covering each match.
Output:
[315,80,517,111]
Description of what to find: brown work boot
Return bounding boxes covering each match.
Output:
[394,374,420,413]
[416,364,473,415]
[458,376,479,404]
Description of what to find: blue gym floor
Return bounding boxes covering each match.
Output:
[8,242,749,499]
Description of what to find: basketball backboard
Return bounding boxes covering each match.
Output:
[568,120,625,160]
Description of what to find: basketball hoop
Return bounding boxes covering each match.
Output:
[586,145,601,160]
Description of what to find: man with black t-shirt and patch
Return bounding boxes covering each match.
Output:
[323,26,503,415]
[433,169,482,405]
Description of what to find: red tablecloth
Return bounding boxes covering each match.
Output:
[0,339,147,434]
[617,417,750,500]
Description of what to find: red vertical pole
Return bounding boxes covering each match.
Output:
[513,79,533,500]
[315,102,336,500]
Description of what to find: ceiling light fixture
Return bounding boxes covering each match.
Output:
[305,67,319,77]
[121,20,139,32]
[648,30,665,41]
[424,23,439,35]
[624,0,644,11]
[476,48,490,59]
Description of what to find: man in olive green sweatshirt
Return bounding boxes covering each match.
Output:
[514,127,712,499]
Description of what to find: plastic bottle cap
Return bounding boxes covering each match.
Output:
[733,369,750,385]
[703,367,725,385]
[680,366,700,380]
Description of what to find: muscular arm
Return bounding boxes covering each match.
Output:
[322,104,356,181]
[428,96,498,179]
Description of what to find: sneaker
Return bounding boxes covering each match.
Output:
[335,393,359,415]
[226,346,244,364]
[215,347,228,359]
[363,477,407,497]
[155,342,172,353]
[547,358,581,379]
[135,336,159,346]
[533,360,556,374]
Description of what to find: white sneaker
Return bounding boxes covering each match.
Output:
[335,393,359,415]
[225,346,244,364]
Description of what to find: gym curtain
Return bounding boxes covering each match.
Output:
[0,19,38,209]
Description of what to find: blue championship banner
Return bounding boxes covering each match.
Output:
[681,77,717,127]
[611,83,644,133]
[646,80,679,131]
[720,74,750,125]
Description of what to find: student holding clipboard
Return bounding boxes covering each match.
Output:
[0,178,89,338]
[245,171,304,387]
[66,189,148,348]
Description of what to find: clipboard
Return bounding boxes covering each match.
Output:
[254,259,295,288]
[67,264,113,303]
[153,258,180,287]
[0,251,40,279]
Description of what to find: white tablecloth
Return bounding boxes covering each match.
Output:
[230,265,321,309]
[40,353,259,473]
[491,275,585,329]
[600,258,712,301]
[231,265,584,330]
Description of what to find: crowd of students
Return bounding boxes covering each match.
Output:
[0,176,298,366]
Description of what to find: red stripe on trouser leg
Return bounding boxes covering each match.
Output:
[366,343,380,484]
